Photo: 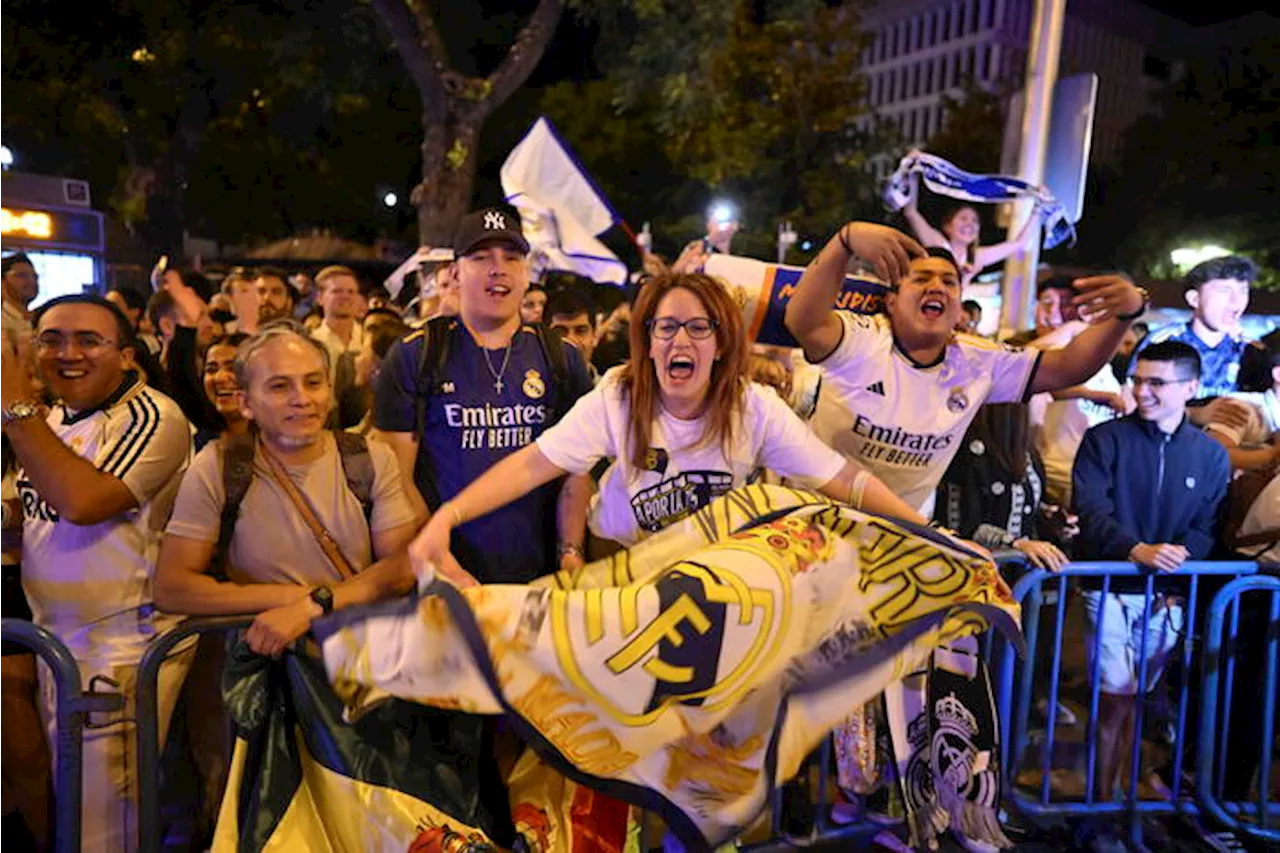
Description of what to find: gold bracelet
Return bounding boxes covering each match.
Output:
[847,469,870,509]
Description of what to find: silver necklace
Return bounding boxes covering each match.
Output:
[480,339,513,394]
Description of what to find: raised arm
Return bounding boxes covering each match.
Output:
[785,223,925,361]
[1031,275,1145,394]
[974,206,1041,269]
[901,187,949,250]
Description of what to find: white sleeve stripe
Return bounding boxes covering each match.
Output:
[99,399,148,473]
[112,393,163,478]
[104,394,161,479]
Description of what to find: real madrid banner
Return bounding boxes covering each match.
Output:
[314,485,1021,852]
[704,254,887,349]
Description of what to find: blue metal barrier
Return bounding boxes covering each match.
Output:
[1,617,123,853]
[135,615,252,853]
[1196,574,1280,846]
[993,561,1271,848]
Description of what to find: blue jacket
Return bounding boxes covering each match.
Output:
[1071,414,1229,590]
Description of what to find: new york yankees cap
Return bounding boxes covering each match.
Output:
[453,206,530,257]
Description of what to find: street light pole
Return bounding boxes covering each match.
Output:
[1000,0,1066,335]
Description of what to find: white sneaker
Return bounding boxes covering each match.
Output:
[1036,697,1079,726]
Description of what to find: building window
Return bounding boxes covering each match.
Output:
[967,0,979,34]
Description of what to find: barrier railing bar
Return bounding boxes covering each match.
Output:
[1084,573,1111,805]
[1196,574,1280,845]
[1170,574,1200,805]
[1215,596,1242,802]
[1259,591,1279,831]
[135,615,254,853]
[0,618,123,853]
[1039,574,1068,806]
[1123,574,1156,847]
[1009,579,1042,786]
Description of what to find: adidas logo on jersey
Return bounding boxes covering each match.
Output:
[864,381,886,396]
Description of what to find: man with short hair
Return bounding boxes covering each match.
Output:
[312,265,365,378]
[545,288,599,382]
[1135,254,1259,398]
[1072,340,1230,813]
[254,267,297,324]
[1,295,195,852]
[374,207,593,586]
[2,253,39,359]
[785,222,1149,516]
[156,321,417,656]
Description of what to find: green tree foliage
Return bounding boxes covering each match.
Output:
[3,0,417,254]
[1077,41,1280,286]
[563,0,900,261]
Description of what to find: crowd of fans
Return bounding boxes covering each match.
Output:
[0,201,1274,853]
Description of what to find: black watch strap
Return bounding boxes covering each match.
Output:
[1115,287,1149,322]
[309,586,335,616]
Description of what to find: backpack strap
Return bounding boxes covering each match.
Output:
[214,433,258,580]
[528,322,585,422]
[333,431,375,522]
[413,316,458,439]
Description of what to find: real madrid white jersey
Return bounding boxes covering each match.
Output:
[807,313,1041,515]
[537,369,846,545]
[17,377,192,663]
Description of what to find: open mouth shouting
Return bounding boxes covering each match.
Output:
[666,354,697,383]
[919,295,947,320]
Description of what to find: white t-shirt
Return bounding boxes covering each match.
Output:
[537,370,846,545]
[1037,367,1123,505]
[18,378,192,663]
[807,313,1041,515]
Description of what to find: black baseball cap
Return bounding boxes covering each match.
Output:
[453,207,530,257]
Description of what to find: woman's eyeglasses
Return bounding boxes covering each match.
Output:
[646,317,718,340]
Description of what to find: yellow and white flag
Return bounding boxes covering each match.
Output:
[319,485,1021,850]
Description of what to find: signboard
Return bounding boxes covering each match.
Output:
[0,205,103,251]
[999,73,1099,223]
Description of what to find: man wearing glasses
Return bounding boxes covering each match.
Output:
[1,294,194,852]
[1071,341,1230,822]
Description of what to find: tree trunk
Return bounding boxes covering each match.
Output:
[414,112,481,247]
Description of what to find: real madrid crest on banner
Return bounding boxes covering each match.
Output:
[523,368,546,399]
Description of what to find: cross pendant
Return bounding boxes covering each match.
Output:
[494,379,504,394]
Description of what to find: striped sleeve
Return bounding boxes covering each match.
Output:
[101,390,193,503]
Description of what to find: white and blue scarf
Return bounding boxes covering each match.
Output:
[883,151,1076,250]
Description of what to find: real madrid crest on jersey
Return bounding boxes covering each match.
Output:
[522,368,546,399]
[946,387,969,413]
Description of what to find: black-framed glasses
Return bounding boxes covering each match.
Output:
[34,331,119,354]
[646,317,718,340]
[1129,376,1193,390]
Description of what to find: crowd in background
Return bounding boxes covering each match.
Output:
[0,199,1275,853]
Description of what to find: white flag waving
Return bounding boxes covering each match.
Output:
[501,117,629,286]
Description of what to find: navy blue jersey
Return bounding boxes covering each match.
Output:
[374,324,590,583]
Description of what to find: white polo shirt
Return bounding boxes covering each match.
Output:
[18,377,192,663]
[807,313,1041,515]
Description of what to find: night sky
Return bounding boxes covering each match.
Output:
[1138,2,1268,25]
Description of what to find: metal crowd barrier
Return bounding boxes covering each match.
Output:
[135,615,252,853]
[1,617,124,853]
[993,560,1278,848]
[1196,573,1280,846]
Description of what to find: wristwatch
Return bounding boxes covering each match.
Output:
[557,542,584,560]
[1115,287,1150,322]
[1,400,41,427]
[309,586,335,616]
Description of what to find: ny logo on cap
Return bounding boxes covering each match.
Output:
[484,211,506,230]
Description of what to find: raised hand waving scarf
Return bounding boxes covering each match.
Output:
[316,485,1022,852]
[883,150,1076,250]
